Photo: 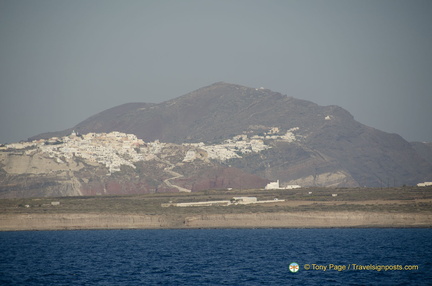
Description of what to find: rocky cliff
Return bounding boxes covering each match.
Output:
[1,212,431,231]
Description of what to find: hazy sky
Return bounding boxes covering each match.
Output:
[1,0,431,144]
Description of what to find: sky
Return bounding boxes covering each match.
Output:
[1,0,431,144]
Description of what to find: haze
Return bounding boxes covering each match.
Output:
[1,0,431,144]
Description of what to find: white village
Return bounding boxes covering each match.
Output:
[2,127,301,174]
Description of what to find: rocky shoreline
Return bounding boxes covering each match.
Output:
[1,211,431,231]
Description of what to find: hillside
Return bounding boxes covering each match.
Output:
[411,142,432,165]
[2,82,431,198]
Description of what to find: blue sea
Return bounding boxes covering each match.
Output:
[0,228,431,285]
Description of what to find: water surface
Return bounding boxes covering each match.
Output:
[0,229,430,285]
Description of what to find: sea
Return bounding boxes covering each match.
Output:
[0,228,431,285]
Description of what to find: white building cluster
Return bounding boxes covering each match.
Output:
[264,180,301,190]
[183,136,270,162]
[4,141,39,150]
[182,127,300,162]
[43,131,146,173]
[199,138,270,161]
[4,126,301,175]
[4,131,146,174]
[254,127,299,142]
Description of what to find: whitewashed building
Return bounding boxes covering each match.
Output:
[417,182,432,187]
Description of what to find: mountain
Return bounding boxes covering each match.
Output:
[32,83,355,144]
[2,82,431,198]
[410,142,432,165]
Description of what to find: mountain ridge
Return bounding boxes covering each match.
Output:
[1,82,431,198]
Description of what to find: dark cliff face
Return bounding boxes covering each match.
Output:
[25,82,432,189]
